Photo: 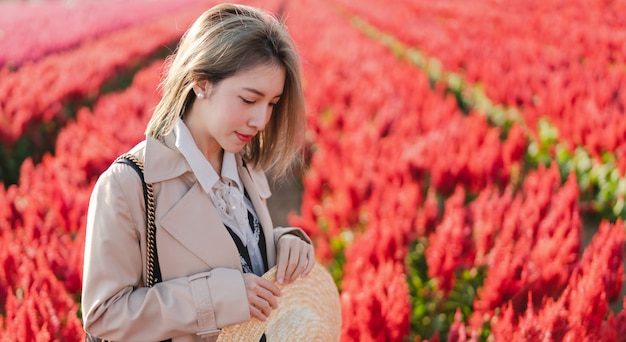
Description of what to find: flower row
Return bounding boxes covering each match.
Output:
[286,0,626,340]
[0,3,209,150]
[336,0,626,219]
[0,2,211,187]
[332,0,626,171]
[0,60,164,340]
[284,0,523,339]
[288,0,525,263]
[433,166,625,340]
[0,0,205,69]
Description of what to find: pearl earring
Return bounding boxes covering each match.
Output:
[197,92,204,99]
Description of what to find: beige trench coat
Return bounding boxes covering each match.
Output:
[82,131,310,342]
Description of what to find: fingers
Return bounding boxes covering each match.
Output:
[248,292,273,321]
[276,239,290,285]
[276,235,302,284]
[286,246,308,283]
[281,246,302,284]
[276,234,315,284]
[302,244,316,277]
[243,274,281,321]
[243,234,316,322]
[259,277,282,298]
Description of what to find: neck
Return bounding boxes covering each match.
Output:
[208,149,224,175]
[182,115,223,174]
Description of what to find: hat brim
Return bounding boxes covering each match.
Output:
[216,262,341,341]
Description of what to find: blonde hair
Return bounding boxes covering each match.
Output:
[146,3,305,179]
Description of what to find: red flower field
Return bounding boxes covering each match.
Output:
[1,0,625,340]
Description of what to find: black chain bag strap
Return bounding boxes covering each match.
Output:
[86,154,171,342]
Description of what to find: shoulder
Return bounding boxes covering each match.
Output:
[92,141,148,202]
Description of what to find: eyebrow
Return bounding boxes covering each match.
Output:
[243,87,282,98]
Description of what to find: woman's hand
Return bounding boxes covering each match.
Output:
[276,234,315,285]
[243,273,281,322]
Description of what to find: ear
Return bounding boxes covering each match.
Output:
[192,80,212,98]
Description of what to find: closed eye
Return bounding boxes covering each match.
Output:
[240,97,255,104]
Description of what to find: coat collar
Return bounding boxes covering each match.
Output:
[144,132,190,184]
[142,129,272,200]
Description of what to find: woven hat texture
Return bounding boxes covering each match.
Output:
[216,262,341,341]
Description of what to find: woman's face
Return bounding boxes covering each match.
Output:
[187,62,285,158]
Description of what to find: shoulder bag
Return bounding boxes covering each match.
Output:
[86,154,170,342]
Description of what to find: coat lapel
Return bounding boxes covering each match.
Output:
[158,182,242,271]
[143,134,240,270]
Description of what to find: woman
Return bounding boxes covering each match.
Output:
[81,4,314,341]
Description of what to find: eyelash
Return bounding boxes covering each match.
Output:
[241,97,278,107]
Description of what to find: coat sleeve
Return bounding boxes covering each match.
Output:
[273,226,312,245]
[81,164,249,341]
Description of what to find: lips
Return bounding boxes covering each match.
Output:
[236,132,254,143]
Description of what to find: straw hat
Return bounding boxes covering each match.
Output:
[216,262,341,342]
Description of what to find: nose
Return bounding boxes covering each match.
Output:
[248,104,272,130]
